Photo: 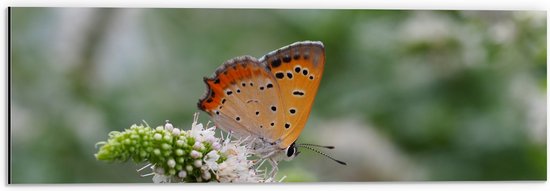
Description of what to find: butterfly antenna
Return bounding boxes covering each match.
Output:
[297,143,335,149]
[298,145,347,165]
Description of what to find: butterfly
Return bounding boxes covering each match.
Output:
[198,41,343,175]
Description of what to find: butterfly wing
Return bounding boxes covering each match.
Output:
[259,41,325,148]
[198,56,285,143]
[198,41,325,150]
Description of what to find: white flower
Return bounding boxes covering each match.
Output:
[202,171,211,180]
[190,150,202,159]
[190,114,205,139]
[194,159,203,167]
[176,139,185,147]
[216,139,273,183]
[193,142,203,150]
[178,170,187,178]
[164,120,174,131]
[141,112,277,183]
[152,174,170,183]
[167,159,176,168]
[154,167,165,175]
[204,150,220,171]
[212,142,221,150]
[153,133,162,141]
[172,128,181,136]
[186,165,193,172]
[190,113,218,143]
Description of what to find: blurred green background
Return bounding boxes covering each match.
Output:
[10,8,546,183]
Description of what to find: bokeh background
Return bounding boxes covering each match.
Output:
[10,8,546,183]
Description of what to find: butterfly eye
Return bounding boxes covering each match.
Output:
[286,147,295,157]
[285,142,297,158]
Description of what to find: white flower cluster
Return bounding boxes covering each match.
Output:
[146,113,275,183]
[216,137,274,183]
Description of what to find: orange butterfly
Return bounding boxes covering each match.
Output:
[198,41,343,174]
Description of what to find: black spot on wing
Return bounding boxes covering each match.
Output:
[293,53,301,60]
[283,54,291,63]
[275,72,284,79]
[289,108,296,114]
[292,90,305,96]
[271,58,282,68]
[287,72,293,79]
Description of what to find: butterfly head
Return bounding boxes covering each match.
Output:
[248,139,299,162]
[283,142,300,161]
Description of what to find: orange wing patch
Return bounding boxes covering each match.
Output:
[260,42,325,148]
[198,56,269,112]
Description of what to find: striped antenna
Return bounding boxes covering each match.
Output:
[297,144,347,165]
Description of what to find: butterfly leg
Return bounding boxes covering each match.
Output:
[268,158,279,177]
